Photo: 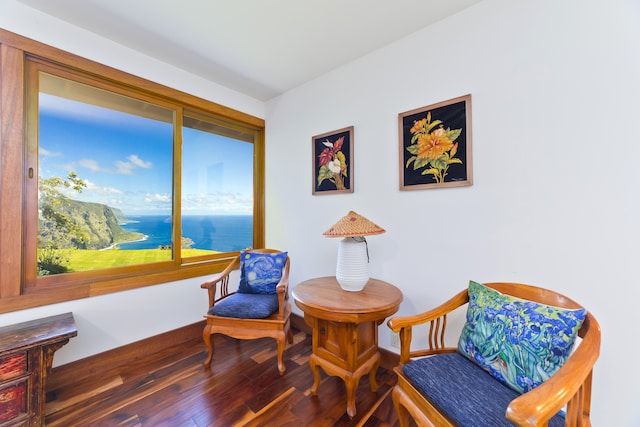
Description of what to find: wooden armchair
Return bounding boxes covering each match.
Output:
[201,249,293,375]
[387,282,601,427]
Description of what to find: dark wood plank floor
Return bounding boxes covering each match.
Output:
[45,329,401,426]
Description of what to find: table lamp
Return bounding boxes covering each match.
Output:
[323,211,385,291]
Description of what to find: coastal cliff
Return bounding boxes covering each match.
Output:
[38,199,142,250]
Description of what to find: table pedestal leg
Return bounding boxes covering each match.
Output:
[368,355,380,392]
[309,353,322,395]
[308,352,381,418]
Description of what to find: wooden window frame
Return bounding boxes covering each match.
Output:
[0,28,265,314]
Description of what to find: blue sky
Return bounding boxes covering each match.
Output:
[38,94,253,216]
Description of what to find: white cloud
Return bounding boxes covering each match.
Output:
[78,159,104,172]
[127,154,152,169]
[114,160,135,175]
[39,147,62,157]
[181,191,253,214]
[77,154,152,175]
[144,193,171,203]
[83,179,123,195]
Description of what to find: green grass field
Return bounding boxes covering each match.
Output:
[66,248,216,271]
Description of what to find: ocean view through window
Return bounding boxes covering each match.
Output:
[28,69,255,278]
[118,215,252,252]
[181,110,255,260]
[0,28,265,311]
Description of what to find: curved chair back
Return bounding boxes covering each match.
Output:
[388,282,600,427]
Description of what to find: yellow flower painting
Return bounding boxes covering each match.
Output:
[400,95,472,190]
[406,110,462,184]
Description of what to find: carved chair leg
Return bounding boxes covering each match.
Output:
[202,324,214,368]
[393,385,437,427]
[393,386,411,427]
[276,335,286,376]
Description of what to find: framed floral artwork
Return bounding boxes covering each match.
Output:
[312,126,354,195]
[399,94,472,190]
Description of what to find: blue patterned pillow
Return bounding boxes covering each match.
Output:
[457,281,586,394]
[237,251,288,295]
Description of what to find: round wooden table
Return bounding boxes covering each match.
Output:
[292,276,403,418]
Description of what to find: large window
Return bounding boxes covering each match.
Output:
[34,73,176,277]
[0,29,264,311]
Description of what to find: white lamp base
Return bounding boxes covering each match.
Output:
[335,237,369,291]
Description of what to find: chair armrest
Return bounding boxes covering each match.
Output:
[200,255,240,308]
[387,289,469,364]
[388,289,469,331]
[506,313,601,426]
[275,255,291,316]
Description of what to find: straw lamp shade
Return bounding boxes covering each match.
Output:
[323,211,385,291]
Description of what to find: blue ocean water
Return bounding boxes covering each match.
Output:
[118,215,252,252]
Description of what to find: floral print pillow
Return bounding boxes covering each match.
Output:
[238,251,288,295]
[457,281,586,394]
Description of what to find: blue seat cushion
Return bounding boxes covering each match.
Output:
[208,293,279,319]
[403,353,565,427]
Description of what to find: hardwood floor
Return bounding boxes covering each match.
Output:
[45,328,401,426]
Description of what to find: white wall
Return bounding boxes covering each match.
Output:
[0,277,210,365]
[265,0,640,425]
[0,1,255,365]
[0,1,264,118]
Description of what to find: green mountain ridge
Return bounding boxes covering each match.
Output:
[39,199,142,250]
